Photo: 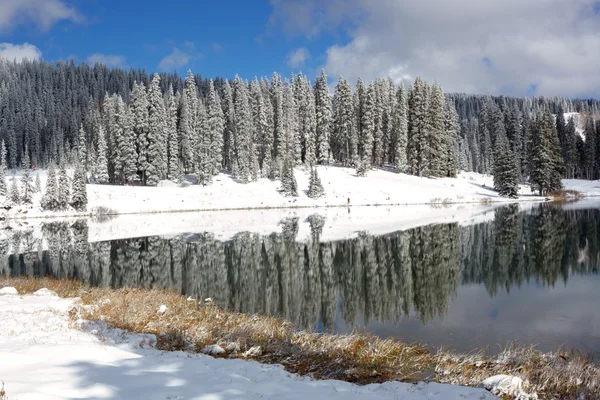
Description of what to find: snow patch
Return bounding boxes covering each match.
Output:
[157,304,167,314]
[32,288,58,297]
[243,345,262,357]
[480,375,536,399]
[201,344,226,355]
[0,286,18,295]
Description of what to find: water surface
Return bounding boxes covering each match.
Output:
[2,203,600,356]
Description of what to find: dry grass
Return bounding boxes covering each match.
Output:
[0,381,6,400]
[3,277,600,399]
[549,189,585,203]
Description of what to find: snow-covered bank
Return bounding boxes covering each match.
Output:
[0,289,496,400]
[3,165,597,222]
[4,166,549,220]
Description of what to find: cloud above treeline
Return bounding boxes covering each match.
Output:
[269,0,600,97]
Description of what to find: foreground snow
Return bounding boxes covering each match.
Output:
[0,289,497,399]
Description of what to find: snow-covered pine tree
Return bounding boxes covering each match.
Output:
[41,164,59,210]
[34,172,41,193]
[407,77,429,176]
[272,73,285,169]
[260,77,275,177]
[20,146,34,204]
[444,99,459,177]
[356,156,369,177]
[165,85,180,180]
[250,77,270,176]
[286,77,302,164]
[70,165,87,211]
[307,167,325,198]
[58,161,70,209]
[131,81,150,183]
[120,102,138,184]
[207,80,224,176]
[147,73,168,186]
[372,78,386,167]
[9,175,20,205]
[0,139,6,195]
[221,79,235,171]
[179,70,198,173]
[78,123,87,167]
[426,82,446,177]
[529,112,564,195]
[96,125,109,184]
[232,75,253,182]
[314,69,332,164]
[195,100,211,186]
[392,83,408,173]
[493,132,519,198]
[301,77,317,166]
[280,155,298,197]
[361,83,375,170]
[332,77,356,166]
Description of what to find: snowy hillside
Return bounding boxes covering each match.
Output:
[1,166,552,220]
[563,112,586,140]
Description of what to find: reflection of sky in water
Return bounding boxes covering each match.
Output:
[335,275,600,356]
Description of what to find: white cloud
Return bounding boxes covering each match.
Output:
[0,42,42,62]
[86,53,126,68]
[158,45,200,71]
[0,0,83,32]
[269,0,600,97]
[286,47,311,69]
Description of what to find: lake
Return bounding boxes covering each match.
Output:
[2,202,600,357]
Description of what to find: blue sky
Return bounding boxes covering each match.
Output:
[1,0,600,98]
[0,0,339,81]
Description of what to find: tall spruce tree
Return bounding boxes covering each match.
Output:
[407,77,429,176]
[314,70,332,164]
[20,145,34,204]
[307,167,325,198]
[41,164,59,210]
[131,81,150,183]
[207,80,224,176]
[493,132,519,198]
[9,175,20,205]
[71,165,88,211]
[146,74,168,186]
[232,75,253,182]
[0,140,6,196]
[392,83,408,173]
[426,82,446,177]
[78,123,87,167]
[165,85,180,180]
[332,77,356,166]
[444,100,459,177]
[58,161,70,209]
[96,125,109,184]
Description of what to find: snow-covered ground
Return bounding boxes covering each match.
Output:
[0,289,497,400]
[3,165,598,221]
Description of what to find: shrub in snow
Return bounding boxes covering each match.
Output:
[307,167,325,199]
[356,157,369,177]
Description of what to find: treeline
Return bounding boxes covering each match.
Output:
[2,204,599,329]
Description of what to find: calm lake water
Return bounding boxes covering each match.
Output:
[2,203,600,356]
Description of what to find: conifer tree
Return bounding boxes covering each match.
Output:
[0,140,6,196]
[314,70,332,164]
[280,155,297,196]
[207,80,224,176]
[361,84,375,169]
[120,103,138,183]
[71,165,88,211]
[493,132,519,198]
[232,75,253,182]
[58,162,70,209]
[529,112,564,195]
[393,83,408,173]
[20,146,34,204]
[179,70,198,173]
[307,167,325,198]
[333,77,356,166]
[147,74,168,186]
[407,77,429,176]
[222,79,235,171]
[96,125,109,184]
[165,85,180,180]
[131,81,150,183]
[9,175,20,205]
[426,82,446,177]
[34,172,41,193]
[272,73,285,167]
[301,77,317,166]
[78,123,87,166]
[41,164,58,210]
[444,100,459,177]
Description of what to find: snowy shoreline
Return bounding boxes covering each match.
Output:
[0,287,501,400]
